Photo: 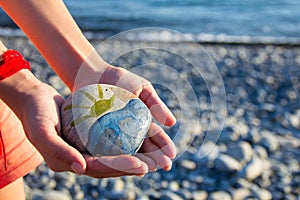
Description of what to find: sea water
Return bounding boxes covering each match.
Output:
[0,0,299,43]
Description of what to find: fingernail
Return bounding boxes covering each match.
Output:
[163,164,172,171]
[150,167,157,172]
[71,162,84,175]
[136,173,146,177]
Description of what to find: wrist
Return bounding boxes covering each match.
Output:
[0,69,41,118]
[0,49,41,115]
[72,59,116,91]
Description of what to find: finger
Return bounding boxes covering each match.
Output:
[140,138,173,171]
[83,155,148,178]
[107,69,176,126]
[147,123,177,159]
[32,125,86,174]
[139,85,176,127]
[135,153,157,172]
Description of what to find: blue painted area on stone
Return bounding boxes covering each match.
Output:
[87,98,151,156]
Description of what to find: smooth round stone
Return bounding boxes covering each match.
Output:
[226,141,253,164]
[240,158,264,180]
[191,191,208,200]
[179,159,197,171]
[253,188,272,200]
[232,188,252,200]
[214,154,242,173]
[61,84,152,156]
[208,191,231,200]
[253,145,268,159]
[259,130,280,153]
[32,190,71,200]
[161,190,184,200]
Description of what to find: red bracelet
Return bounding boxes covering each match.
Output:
[0,50,31,81]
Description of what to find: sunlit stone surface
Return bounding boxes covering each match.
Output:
[61,84,152,156]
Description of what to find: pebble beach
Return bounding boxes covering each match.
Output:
[1,35,300,200]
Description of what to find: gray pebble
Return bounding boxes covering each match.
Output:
[125,187,136,199]
[226,141,253,164]
[161,180,169,189]
[24,182,33,200]
[241,158,264,180]
[161,190,184,200]
[214,154,242,173]
[253,145,268,159]
[44,180,57,190]
[147,190,162,199]
[113,178,125,192]
[136,195,150,200]
[188,173,204,184]
[232,188,252,200]
[181,180,192,189]
[198,141,220,164]
[90,189,99,199]
[40,175,50,186]
[175,188,192,199]
[48,75,70,96]
[179,159,197,170]
[169,181,180,191]
[259,131,280,152]
[260,103,276,112]
[247,128,261,143]
[202,176,216,187]
[218,127,239,143]
[106,191,127,199]
[253,188,272,200]
[288,112,300,128]
[208,191,232,200]
[73,191,84,200]
[32,190,71,200]
[235,178,253,188]
[285,194,298,200]
[232,122,249,138]
[191,190,208,200]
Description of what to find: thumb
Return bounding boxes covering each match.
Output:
[33,127,87,174]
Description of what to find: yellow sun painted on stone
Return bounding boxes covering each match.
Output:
[64,85,115,126]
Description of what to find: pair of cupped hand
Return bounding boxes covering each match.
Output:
[20,66,177,178]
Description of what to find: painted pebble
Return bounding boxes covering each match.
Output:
[61,84,152,156]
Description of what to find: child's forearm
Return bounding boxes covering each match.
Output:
[0,0,108,90]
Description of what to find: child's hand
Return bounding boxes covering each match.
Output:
[87,65,178,173]
[23,80,177,176]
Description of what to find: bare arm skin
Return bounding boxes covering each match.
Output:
[0,0,177,177]
[0,0,103,90]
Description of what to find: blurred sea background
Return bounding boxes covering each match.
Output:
[1,0,300,43]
